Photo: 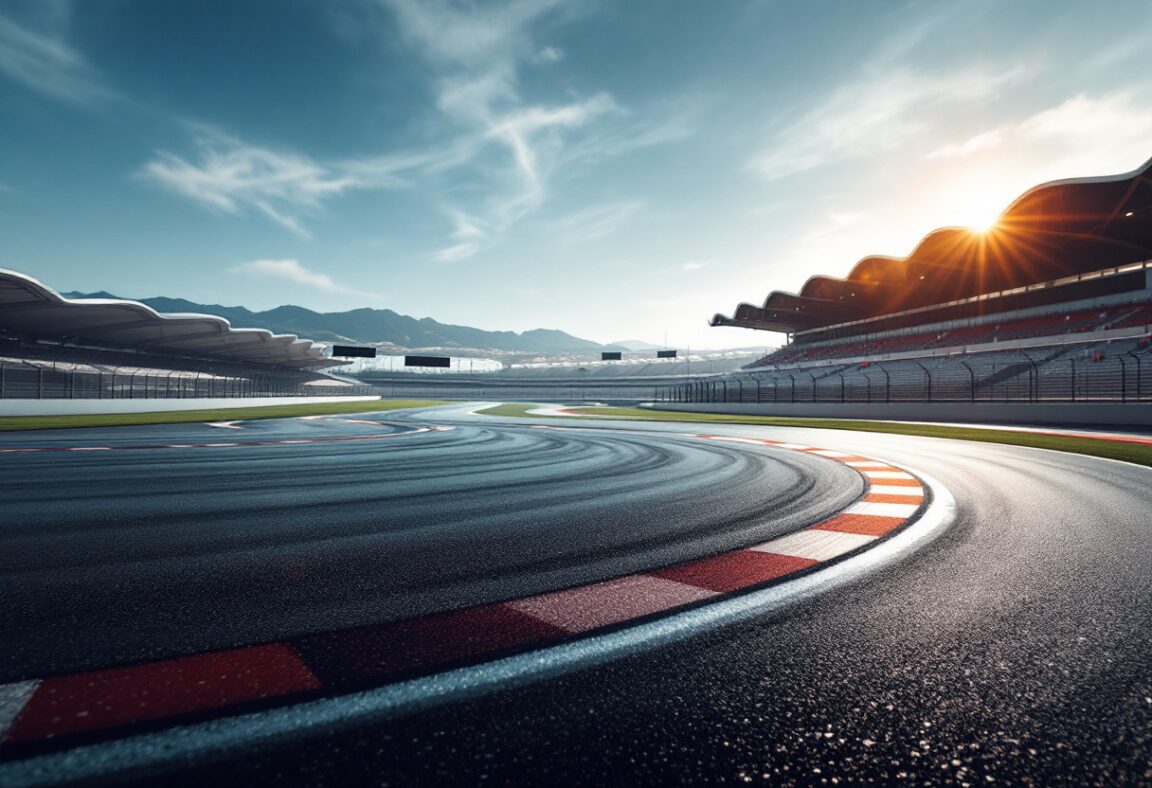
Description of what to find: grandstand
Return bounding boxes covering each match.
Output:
[0,269,369,400]
[687,157,1152,405]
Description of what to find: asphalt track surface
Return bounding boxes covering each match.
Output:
[4,403,1152,784]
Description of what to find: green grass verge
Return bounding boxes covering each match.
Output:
[0,399,449,432]
[476,403,1152,468]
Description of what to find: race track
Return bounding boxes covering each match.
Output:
[3,403,1152,784]
[1,407,861,678]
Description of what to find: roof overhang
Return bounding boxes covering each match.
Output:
[0,269,338,369]
[713,155,1152,334]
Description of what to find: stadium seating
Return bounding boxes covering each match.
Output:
[747,302,1151,368]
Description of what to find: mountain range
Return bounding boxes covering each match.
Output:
[63,292,619,354]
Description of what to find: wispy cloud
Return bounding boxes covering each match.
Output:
[141,3,682,249]
[232,259,361,294]
[926,129,1005,160]
[0,10,107,103]
[535,46,563,63]
[141,129,362,239]
[681,261,707,272]
[381,0,627,259]
[925,92,1152,175]
[749,66,1021,180]
[553,200,644,243]
[433,210,488,261]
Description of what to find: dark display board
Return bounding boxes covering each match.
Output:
[405,355,451,368]
[331,345,377,358]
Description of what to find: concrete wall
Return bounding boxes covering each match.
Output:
[0,395,380,417]
[644,401,1152,427]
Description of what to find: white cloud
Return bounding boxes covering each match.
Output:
[141,129,363,236]
[924,93,1152,177]
[232,259,358,294]
[432,211,488,261]
[536,46,563,63]
[0,11,106,103]
[1016,93,1152,149]
[554,200,644,243]
[380,0,629,259]
[749,66,1021,180]
[925,129,1004,160]
[140,3,684,247]
[681,262,708,272]
[432,242,480,263]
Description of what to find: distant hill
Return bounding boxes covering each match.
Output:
[611,339,664,351]
[61,292,618,354]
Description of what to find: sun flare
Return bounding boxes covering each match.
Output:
[936,182,1011,233]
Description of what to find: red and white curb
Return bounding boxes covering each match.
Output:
[0,432,950,775]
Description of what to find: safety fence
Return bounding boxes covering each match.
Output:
[657,351,1152,404]
[366,378,667,401]
[0,364,376,399]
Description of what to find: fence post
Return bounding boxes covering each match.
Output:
[960,360,975,403]
[913,361,930,402]
[1118,355,1128,403]
[836,371,845,403]
[1128,351,1143,399]
[1069,358,1076,403]
[881,365,890,403]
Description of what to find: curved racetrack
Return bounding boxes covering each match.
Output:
[1,408,861,679]
[3,402,1152,784]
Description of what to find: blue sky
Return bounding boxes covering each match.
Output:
[1,0,1150,349]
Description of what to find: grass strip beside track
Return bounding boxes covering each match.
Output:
[479,403,1152,468]
[0,399,448,431]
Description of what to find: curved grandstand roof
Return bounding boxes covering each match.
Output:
[713,155,1152,334]
[0,269,334,368]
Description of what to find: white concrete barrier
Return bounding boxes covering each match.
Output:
[0,396,381,417]
[643,401,1152,427]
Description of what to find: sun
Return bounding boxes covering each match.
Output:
[964,210,1001,233]
[939,183,1008,233]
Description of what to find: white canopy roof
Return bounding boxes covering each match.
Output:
[0,269,333,369]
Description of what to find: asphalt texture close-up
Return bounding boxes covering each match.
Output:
[3,402,1152,785]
